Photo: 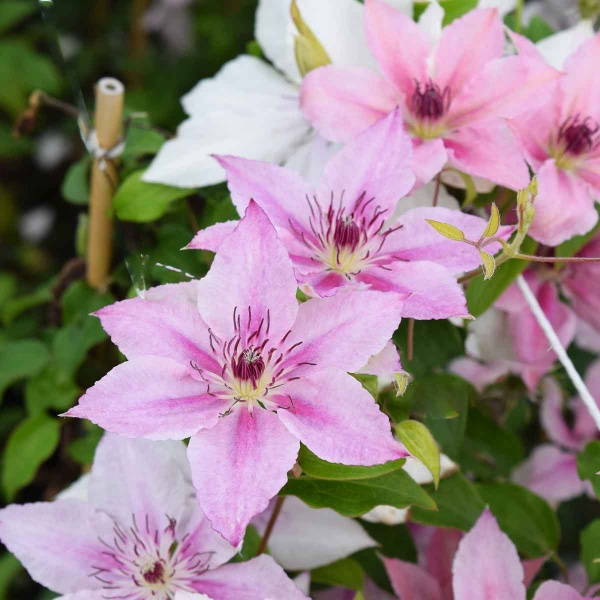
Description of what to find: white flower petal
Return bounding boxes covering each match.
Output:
[253,496,376,570]
[536,20,595,71]
[144,56,310,188]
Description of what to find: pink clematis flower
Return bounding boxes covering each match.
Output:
[189,110,510,320]
[508,34,600,245]
[300,0,560,189]
[512,363,600,506]
[385,509,588,599]
[0,434,307,600]
[65,202,408,546]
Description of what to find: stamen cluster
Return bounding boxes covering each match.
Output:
[91,514,212,599]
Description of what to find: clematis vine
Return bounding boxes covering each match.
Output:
[300,0,560,189]
[65,202,409,545]
[512,364,600,506]
[0,434,307,600]
[384,509,590,599]
[508,32,600,245]
[189,110,510,320]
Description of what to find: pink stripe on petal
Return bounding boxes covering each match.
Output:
[197,201,299,341]
[279,367,407,465]
[65,357,227,440]
[188,409,299,546]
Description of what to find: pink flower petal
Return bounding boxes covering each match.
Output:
[318,109,415,214]
[187,408,299,546]
[195,555,308,599]
[425,528,463,597]
[300,66,397,143]
[561,35,600,125]
[511,445,586,506]
[449,56,561,128]
[364,0,429,100]
[434,8,504,93]
[357,260,469,320]
[533,580,586,600]
[452,509,526,600]
[563,234,600,332]
[358,341,402,378]
[0,500,114,594]
[444,120,530,190]
[528,160,599,246]
[522,556,548,588]
[196,201,299,341]
[95,281,219,372]
[65,357,227,440]
[214,155,311,232]
[278,367,407,465]
[285,290,406,374]
[539,378,584,450]
[411,139,448,188]
[186,220,239,252]
[383,558,442,600]
[508,279,577,387]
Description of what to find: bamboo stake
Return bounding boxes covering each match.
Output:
[86,77,125,290]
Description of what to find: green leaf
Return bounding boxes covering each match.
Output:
[2,414,60,500]
[0,123,32,158]
[0,1,36,33]
[477,483,560,557]
[231,526,261,563]
[61,280,113,324]
[395,420,440,488]
[68,425,103,465]
[122,126,166,160]
[411,473,485,531]
[359,521,417,562]
[0,553,23,600]
[312,558,365,591]
[392,374,473,459]
[577,441,600,499]
[413,0,477,24]
[282,470,436,517]
[298,446,406,481]
[114,170,193,222]
[25,367,79,416]
[61,156,90,205]
[481,203,500,238]
[466,236,538,317]
[0,338,49,398]
[52,317,106,378]
[581,520,600,584]
[522,16,555,42]
[425,219,465,241]
[460,407,524,478]
[0,39,61,116]
[394,320,463,378]
[2,282,53,325]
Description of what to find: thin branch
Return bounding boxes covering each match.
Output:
[257,496,285,555]
[516,275,600,432]
[432,174,442,207]
[407,318,415,361]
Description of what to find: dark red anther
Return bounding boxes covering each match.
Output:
[333,215,360,249]
[142,561,165,584]
[411,80,451,121]
[232,348,266,385]
[559,115,599,156]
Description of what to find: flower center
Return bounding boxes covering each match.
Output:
[91,514,212,599]
[191,307,312,417]
[408,80,451,139]
[142,559,166,586]
[290,192,400,277]
[232,348,266,385]
[558,115,599,158]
